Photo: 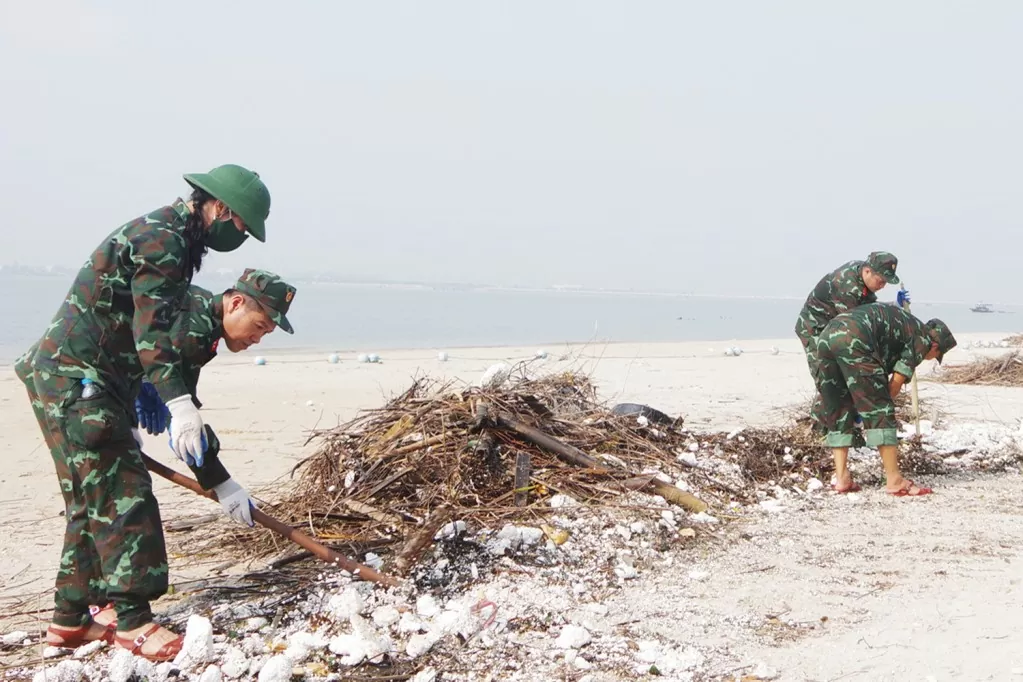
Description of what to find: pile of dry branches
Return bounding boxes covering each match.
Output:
[937,351,1023,386]
[199,371,829,572]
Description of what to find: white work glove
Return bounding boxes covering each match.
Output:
[166,395,205,464]
[131,428,145,449]
[213,478,254,527]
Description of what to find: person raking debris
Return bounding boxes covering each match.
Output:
[814,303,957,496]
[794,251,906,434]
[12,165,274,661]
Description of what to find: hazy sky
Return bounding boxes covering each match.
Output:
[1,1,1020,302]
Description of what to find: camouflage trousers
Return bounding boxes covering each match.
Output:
[799,336,828,435]
[814,325,899,448]
[15,358,169,631]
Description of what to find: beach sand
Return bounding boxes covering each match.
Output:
[3,333,1023,677]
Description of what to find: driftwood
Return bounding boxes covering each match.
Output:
[392,504,454,575]
[513,452,532,507]
[492,410,708,513]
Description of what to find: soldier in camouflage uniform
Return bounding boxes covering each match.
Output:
[14,165,272,661]
[794,252,902,432]
[815,303,956,496]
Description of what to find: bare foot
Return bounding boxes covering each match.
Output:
[886,478,933,496]
[91,604,117,629]
[115,623,181,659]
[831,472,860,493]
[46,622,110,647]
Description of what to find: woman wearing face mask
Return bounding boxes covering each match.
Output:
[14,164,270,661]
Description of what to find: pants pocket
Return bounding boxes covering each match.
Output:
[64,391,130,451]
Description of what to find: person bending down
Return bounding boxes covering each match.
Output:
[814,303,956,496]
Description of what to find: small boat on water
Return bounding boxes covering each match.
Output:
[970,303,994,313]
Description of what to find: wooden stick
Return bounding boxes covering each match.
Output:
[901,285,922,436]
[141,452,401,588]
[513,452,532,507]
[391,503,453,575]
[493,412,708,512]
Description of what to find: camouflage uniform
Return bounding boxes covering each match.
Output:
[16,201,199,631]
[794,252,900,428]
[815,304,956,448]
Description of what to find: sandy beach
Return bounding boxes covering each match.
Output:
[3,333,1023,679]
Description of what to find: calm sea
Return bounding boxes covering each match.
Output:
[2,274,1018,363]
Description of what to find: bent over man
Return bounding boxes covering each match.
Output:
[815,303,956,496]
[795,251,904,430]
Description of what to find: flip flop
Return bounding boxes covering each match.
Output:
[889,480,933,497]
[831,482,861,494]
[114,624,182,662]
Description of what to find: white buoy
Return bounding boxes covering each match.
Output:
[438,351,449,362]
[732,346,743,356]
[535,349,549,360]
[357,353,369,363]
[254,356,266,366]
[724,348,735,357]
[770,346,780,356]
[327,353,340,364]
[368,353,381,364]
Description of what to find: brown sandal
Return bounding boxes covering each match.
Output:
[45,622,114,648]
[114,624,182,662]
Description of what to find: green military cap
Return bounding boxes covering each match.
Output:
[866,251,900,285]
[925,318,957,364]
[234,268,297,334]
[183,164,271,242]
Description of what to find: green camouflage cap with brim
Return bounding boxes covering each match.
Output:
[234,268,297,334]
[925,318,957,364]
[865,251,900,285]
[183,164,271,242]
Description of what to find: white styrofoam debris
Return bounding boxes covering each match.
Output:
[32,661,85,682]
[690,512,720,524]
[479,362,511,389]
[434,520,466,540]
[199,664,223,682]
[555,624,592,649]
[256,655,292,682]
[2,630,29,646]
[416,595,441,618]
[174,615,215,670]
[328,589,366,620]
[244,617,268,632]
[283,631,327,663]
[550,494,580,508]
[372,605,401,628]
[364,552,384,570]
[805,478,825,493]
[108,649,136,682]
[221,646,249,679]
[410,667,438,682]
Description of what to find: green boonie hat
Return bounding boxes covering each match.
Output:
[234,268,297,334]
[183,164,271,243]
[925,318,957,364]
[866,251,900,285]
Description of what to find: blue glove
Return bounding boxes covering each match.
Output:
[135,383,170,435]
[896,289,911,308]
[168,426,208,467]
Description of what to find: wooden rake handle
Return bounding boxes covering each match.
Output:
[141,452,401,588]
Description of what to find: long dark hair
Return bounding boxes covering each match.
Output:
[183,188,212,279]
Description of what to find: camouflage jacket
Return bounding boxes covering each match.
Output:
[174,286,224,408]
[825,303,932,379]
[25,200,197,409]
[794,260,877,345]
